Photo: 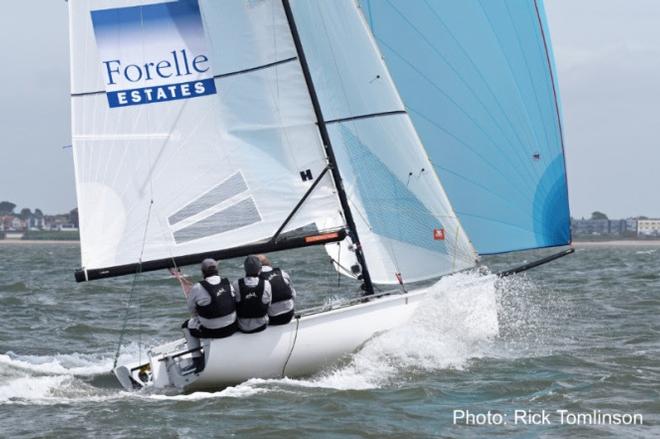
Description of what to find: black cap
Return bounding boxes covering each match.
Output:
[201,258,218,276]
[244,255,262,276]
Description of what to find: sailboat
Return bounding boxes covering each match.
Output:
[67,0,572,392]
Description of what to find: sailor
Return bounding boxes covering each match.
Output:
[182,258,237,372]
[233,255,271,333]
[257,254,296,325]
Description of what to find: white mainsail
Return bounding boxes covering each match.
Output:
[69,0,345,278]
[290,0,477,283]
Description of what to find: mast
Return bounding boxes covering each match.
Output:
[281,0,374,295]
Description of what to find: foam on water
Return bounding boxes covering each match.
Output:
[0,272,507,401]
[0,344,143,405]
[242,272,500,392]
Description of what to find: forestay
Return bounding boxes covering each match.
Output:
[360,0,571,254]
[69,0,345,278]
[290,0,477,284]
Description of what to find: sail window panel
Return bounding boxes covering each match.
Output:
[290,0,404,122]
[200,0,297,76]
[326,115,477,284]
[360,0,570,254]
[173,197,262,244]
[168,172,249,226]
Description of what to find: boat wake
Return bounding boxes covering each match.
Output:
[229,272,501,394]
[0,346,141,405]
[1,271,539,403]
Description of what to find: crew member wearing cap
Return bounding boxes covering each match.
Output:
[182,258,237,373]
[257,254,296,325]
[233,255,272,333]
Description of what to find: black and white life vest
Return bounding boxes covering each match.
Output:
[260,268,293,304]
[196,278,235,319]
[237,278,268,319]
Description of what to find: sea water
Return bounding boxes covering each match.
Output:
[0,243,658,437]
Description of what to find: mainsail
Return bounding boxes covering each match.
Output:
[70,0,347,281]
[360,0,571,255]
[69,0,478,285]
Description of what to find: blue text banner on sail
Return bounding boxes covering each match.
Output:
[90,0,217,108]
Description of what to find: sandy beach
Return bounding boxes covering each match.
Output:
[573,240,660,247]
[0,240,79,245]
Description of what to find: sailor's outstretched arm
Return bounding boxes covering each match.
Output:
[169,267,193,296]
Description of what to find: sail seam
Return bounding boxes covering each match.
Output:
[325,110,406,125]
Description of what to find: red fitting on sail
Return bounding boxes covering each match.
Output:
[433,228,445,240]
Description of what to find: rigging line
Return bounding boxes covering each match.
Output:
[138,7,150,367]
[112,199,154,370]
[375,41,542,193]
[271,166,331,243]
[336,242,342,287]
[329,254,359,281]
[534,0,564,151]
[532,0,571,220]
[381,0,542,187]
[281,315,300,378]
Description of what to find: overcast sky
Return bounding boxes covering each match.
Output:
[0,0,658,219]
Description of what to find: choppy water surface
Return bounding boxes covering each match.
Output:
[0,243,658,438]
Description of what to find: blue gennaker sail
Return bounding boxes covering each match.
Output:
[360,0,571,255]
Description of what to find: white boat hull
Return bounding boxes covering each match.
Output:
[116,287,428,392]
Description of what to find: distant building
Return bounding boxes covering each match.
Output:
[638,219,660,237]
[625,218,638,234]
[608,219,627,236]
[4,231,24,240]
[572,218,610,235]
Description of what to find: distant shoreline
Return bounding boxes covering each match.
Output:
[0,240,79,245]
[1,239,659,248]
[573,240,660,247]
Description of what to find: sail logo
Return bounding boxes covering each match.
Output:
[90,0,216,108]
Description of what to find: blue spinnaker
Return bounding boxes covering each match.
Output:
[361,0,571,254]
